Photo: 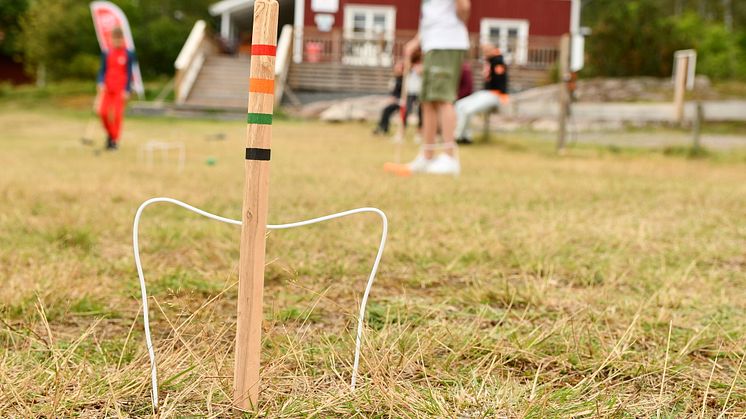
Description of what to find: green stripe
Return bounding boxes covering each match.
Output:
[247,113,273,125]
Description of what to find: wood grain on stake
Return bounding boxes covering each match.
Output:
[234,0,278,411]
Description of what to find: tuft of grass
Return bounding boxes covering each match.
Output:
[146,269,224,297]
[69,295,120,318]
[663,145,713,159]
[48,225,97,253]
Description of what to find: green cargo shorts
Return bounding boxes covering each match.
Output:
[421,49,465,103]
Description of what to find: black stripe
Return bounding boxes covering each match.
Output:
[246,147,271,161]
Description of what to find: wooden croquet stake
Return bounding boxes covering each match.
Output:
[234,0,279,411]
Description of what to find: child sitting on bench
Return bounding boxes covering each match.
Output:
[455,43,509,144]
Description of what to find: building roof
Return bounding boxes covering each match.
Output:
[209,0,253,16]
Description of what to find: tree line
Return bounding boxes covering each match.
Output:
[1,0,214,81]
[583,0,746,79]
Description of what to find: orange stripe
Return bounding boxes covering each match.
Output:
[249,78,275,94]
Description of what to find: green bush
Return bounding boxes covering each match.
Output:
[134,16,194,77]
[17,0,213,81]
[673,14,746,80]
[0,0,29,56]
[585,1,681,77]
[67,53,100,80]
[584,0,746,81]
[19,0,98,81]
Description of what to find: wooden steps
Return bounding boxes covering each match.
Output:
[183,55,251,109]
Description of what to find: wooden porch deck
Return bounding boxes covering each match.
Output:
[298,28,561,68]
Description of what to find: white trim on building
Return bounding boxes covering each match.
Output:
[342,4,397,66]
[294,0,305,62]
[209,0,253,43]
[570,0,581,34]
[343,4,396,38]
[209,0,252,16]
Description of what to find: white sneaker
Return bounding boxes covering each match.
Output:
[424,153,460,176]
[406,153,431,173]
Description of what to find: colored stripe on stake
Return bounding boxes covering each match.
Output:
[246,147,271,161]
[251,44,276,56]
[247,113,273,125]
[249,78,275,94]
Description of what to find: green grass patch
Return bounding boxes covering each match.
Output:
[1,107,744,416]
[145,269,224,297]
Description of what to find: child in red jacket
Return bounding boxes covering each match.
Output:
[97,27,136,150]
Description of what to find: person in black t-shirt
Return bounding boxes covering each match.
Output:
[454,43,510,144]
[485,53,508,94]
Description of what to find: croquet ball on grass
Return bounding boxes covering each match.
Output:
[206,157,217,166]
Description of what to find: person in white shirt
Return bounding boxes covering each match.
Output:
[374,54,424,135]
[400,0,471,176]
[406,62,424,137]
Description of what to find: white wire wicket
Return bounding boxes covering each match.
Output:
[138,141,186,172]
[132,197,388,409]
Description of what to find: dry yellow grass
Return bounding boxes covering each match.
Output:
[1,103,745,417]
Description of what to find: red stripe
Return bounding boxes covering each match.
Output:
[251,44,276,56]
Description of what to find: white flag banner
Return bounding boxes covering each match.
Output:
[90,1,145,98]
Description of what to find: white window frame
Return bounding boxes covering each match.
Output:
[343,4,397,66]
[343,4,396,40]
[480,18,530,65]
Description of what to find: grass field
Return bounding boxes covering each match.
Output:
[1,101,745,417]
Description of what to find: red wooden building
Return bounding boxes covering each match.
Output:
[174,0,581,108]
[291,0,579,67]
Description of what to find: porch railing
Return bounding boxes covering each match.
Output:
[300,28,560,70]
[523,36,561,69]
[174,20,218,104]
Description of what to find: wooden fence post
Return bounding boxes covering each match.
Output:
[673,55,689,125]
[692,101,704,151]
